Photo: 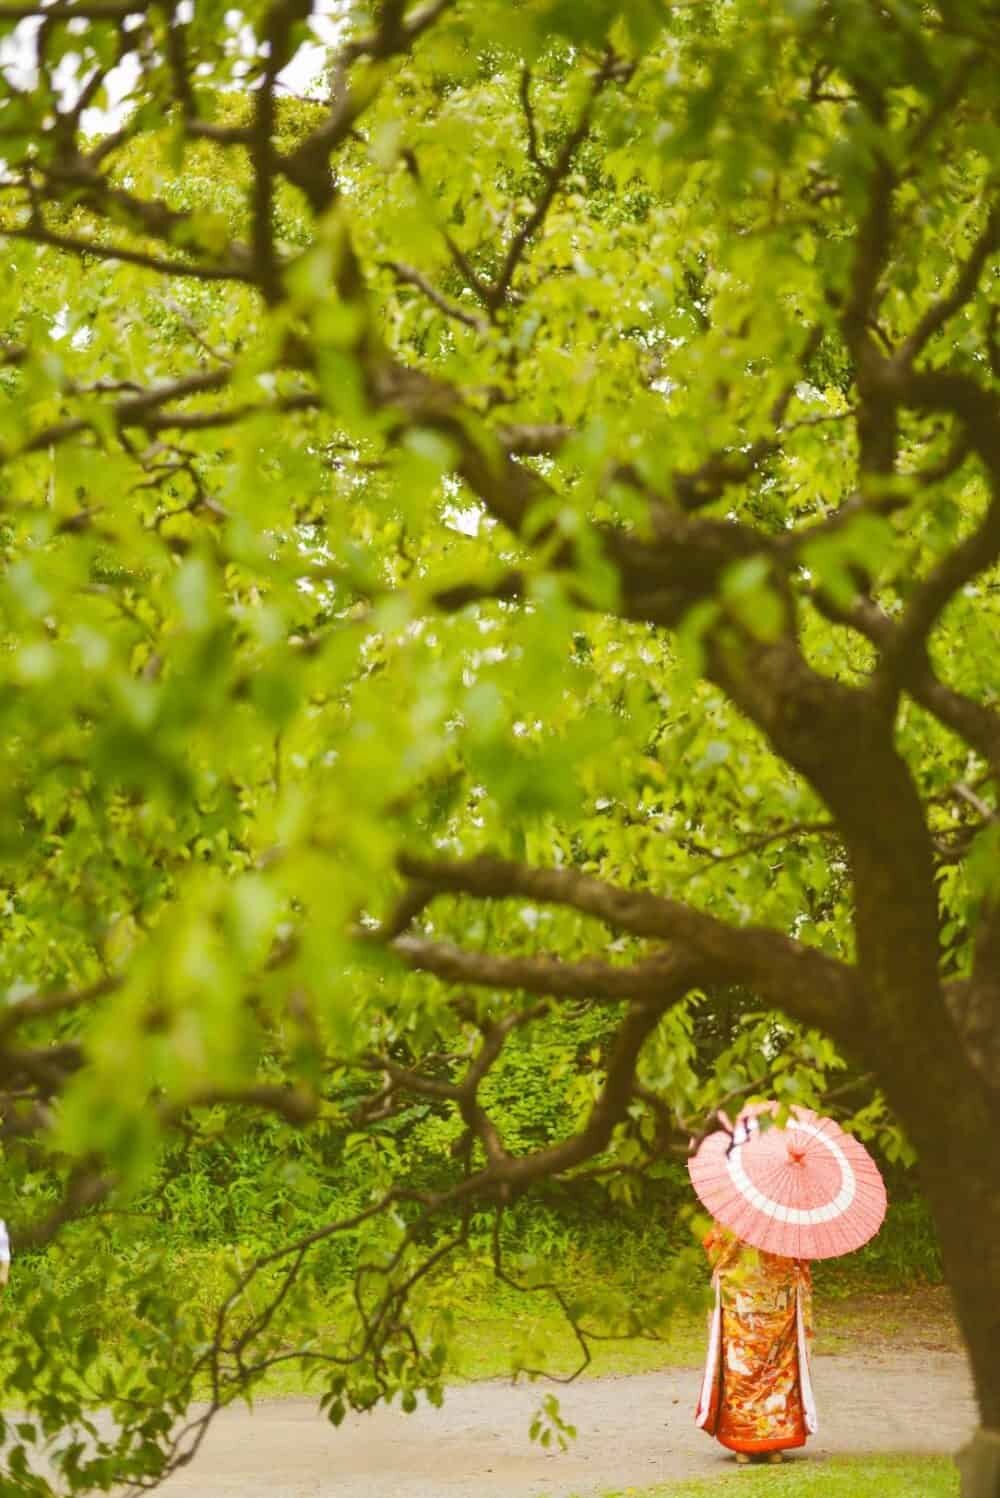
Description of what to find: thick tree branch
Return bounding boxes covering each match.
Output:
[482,51,633,314]
[396,853,861,1035]
[843,167,894,350]
[162,1083,319,1126]
[864,362,1000,705]
[4,221,254,284]
[839,88,899,478]
[280,1,456,215]
[519,67,544,174]
[340,0,455,64]
[381,259,489,333]
[252,0,310,302]
[11,367,320,458]
[876,495,1000,695]
[670,327,828,513]
[479,992,684,1189]
[813,589,1000,770]
[0,975,120,1038]
[897,368,1000,478]
[898,200,999,366]
[392,938,699,1002]
[14,1166,115,1252]
[370,355,781,631]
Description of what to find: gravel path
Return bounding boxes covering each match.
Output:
[153,1348,975,1498]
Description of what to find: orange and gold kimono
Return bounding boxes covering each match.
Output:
[695,1225,816,1455]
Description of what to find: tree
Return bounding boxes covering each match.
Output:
[0,0,997,1491]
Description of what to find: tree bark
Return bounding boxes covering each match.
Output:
[920,1109,1000,1428]
[732,669,1000,1487]
[957,1430,1000,1498]
[857,991,1000,1495]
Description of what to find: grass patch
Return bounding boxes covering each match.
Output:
[231,1301,706,1397]
[447,1306,706,1381]
[0,1274,958,1407]
[443,1284,960,1383]
[595,1453,957,1497]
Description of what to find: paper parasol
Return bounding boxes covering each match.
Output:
[687,1103,887,1260]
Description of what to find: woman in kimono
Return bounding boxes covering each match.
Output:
[695,1222,816,1463]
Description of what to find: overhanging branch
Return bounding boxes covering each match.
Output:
[395,853,861,1036]
[392,937,696,1001]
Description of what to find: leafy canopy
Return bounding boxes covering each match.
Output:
[0,0,998,1489]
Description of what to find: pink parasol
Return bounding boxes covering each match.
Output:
[687,1102,887,1261]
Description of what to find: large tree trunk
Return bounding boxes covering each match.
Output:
[957,1432,1000,1498]
[816,728,1000,1495]
[908,1087,1000,1497]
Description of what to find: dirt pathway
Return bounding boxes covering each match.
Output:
[153,1348,975,1498]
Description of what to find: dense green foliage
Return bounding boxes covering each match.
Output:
[0,0,997,1491]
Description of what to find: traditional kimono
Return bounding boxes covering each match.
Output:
[695,1224,816,1455]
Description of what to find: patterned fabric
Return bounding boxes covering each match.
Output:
[695,1224,815,1454]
